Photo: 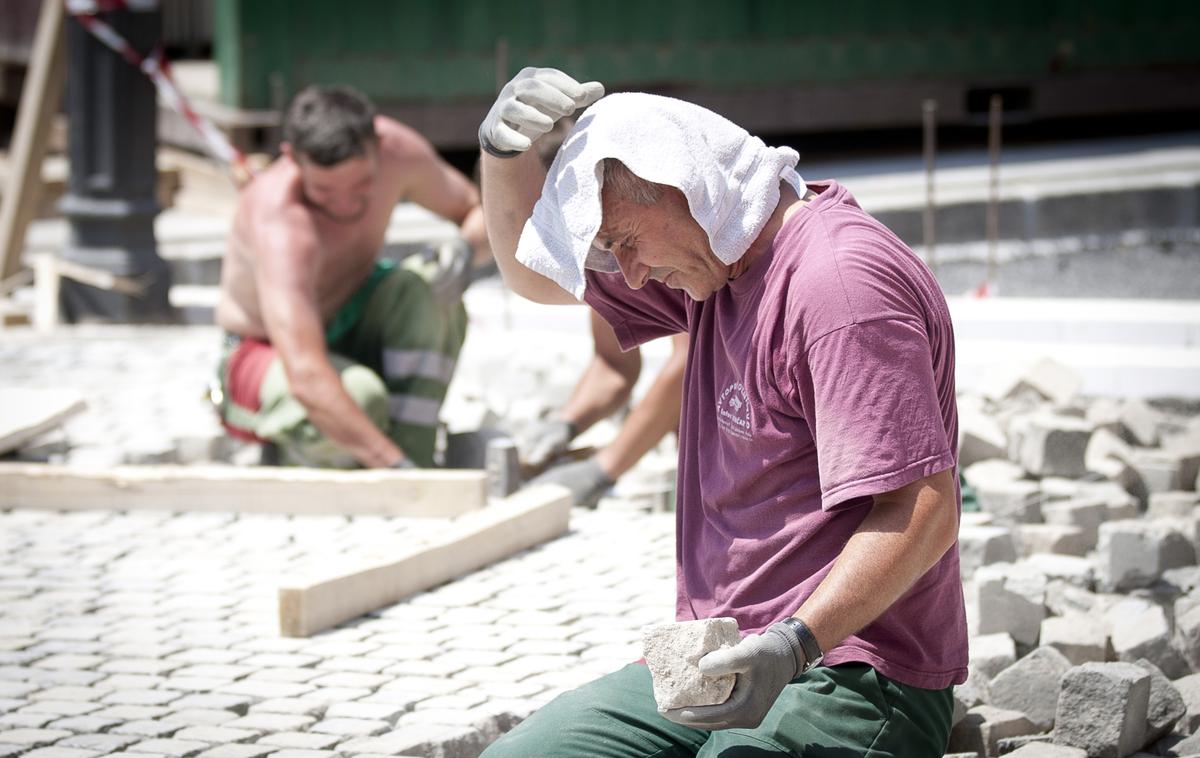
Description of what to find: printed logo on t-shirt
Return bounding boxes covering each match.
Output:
[716,382,752,441]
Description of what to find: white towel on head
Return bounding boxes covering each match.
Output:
[515,92,803,299]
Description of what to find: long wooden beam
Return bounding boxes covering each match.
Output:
[0,463,488,518]
[278,484,571,637]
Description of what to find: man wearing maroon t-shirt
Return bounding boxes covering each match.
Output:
[476,68,967,757]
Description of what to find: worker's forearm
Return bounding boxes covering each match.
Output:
[459,205,492,267]
[794,471,958,655]
[291,368,404,468]
[559,353,641,435]
[596,348,685,478]
[479,151,566,302]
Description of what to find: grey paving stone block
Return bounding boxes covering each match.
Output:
[0,711,58,728]
[337,723,487,758]
[46,714,124,733]
[0,698,26,715]
[162,709,242,728]
[1039,614,1110,666]
[194,745,275,758]
[1112,603,1192,680]
[1175,673,1200,734]
[22,700,104,717]
[259,751,337,758]
[975,564,1047,647]
[1176,603,1200,673]
[1120,399,1166,448]
[945,705,1040,757]
[101,689,184,707]
[977,480,1044,526]
[245,700,327,718]
[169,726,260,744]
[959,401,1009,468]
[244,668,324,684]
[990,646,1074,731]
[1098,521,1197,592]
[110,719,186,738]
[221,713,315,733]
[169,695,252,715]
[1016,525,1090,558]
[1005,744,1086,757]
[955,668,992,712]
[254,732,341,749]
[125,738,211,757]
[959,526,1018,579]
[1054,662,1151,758]
[642,618,739,710]
[1132,450,1186,496]
[0,681,39,698]
[308,717,391,737]
[1014,413,1094,479]
[0,729,73,746]
[216,682,316,700]
[1163,730,1200,756]
[19,748,103,758]
[1132,659,1187,746]
[1149,492,1200,520]
[322,702,406,723]
[57,733,140,752]
[1023,555,1095,590]
[92,705,172,721]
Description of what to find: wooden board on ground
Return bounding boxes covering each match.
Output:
[0,387,86,455]
[278,483,572,637]
[0,462,488,518]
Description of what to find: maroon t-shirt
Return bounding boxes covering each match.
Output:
[584,180,968,689]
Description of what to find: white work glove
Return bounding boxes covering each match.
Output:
[660,622,807,731]
[516,417,578,469]
[479,67,604,157]
[528,457,615,510]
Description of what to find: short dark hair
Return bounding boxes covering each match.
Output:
[283,85,378,166]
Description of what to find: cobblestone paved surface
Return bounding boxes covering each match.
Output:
[0,299,681,756]
[0,505,675,756]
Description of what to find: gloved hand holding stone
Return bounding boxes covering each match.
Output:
[478,67,605,157]
[661,621,807,731]
[516,417,578,469]
[528,457,615,510]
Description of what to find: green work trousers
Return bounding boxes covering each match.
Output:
[217,260,467,468]
[481,661,953,757]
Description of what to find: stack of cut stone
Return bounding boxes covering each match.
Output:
[950,358,1200,758]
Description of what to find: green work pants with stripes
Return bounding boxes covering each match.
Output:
[219,264,467,468]
[481,662,953,757]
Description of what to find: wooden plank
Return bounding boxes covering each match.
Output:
[0,462,488,518]
[0,388,86,455]
[0,0,65,280]
[278,484,571,637]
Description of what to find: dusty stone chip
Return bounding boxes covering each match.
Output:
[642,618,740,710]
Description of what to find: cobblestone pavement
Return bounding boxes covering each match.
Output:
[0,506,675,757]
[0,289,683,756]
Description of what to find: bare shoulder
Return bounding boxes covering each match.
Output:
[238,163,319,256]
[375,115,438,165]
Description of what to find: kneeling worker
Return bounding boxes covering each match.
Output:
[214,85,488,468]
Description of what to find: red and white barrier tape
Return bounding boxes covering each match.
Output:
[65,0,254,185]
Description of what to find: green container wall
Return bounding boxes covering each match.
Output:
[215,0,1200,110]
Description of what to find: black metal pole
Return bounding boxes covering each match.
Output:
[59,2,172,323]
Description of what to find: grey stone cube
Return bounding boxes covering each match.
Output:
[1132,659,1186,746]
[642,618,739,710]
[1054,662,1151,758]
[990,646,1073,731]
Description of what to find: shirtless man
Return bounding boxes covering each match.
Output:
[214,85,489,468]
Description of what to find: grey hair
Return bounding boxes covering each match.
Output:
[600,158,663,206]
